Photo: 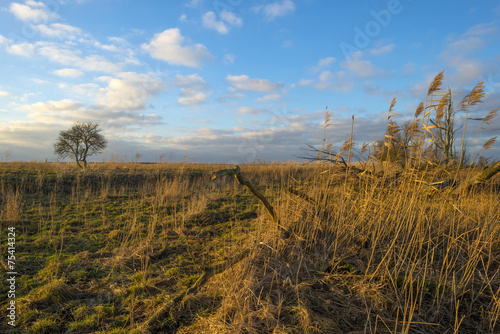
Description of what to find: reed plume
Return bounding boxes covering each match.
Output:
[427,70,445,96]
[415,102,424,118]
[436,91,451,124]
[459,81,486,165]
[469,108,498,164]
[483,136,497,151]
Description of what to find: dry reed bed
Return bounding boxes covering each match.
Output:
[176,165,500,333]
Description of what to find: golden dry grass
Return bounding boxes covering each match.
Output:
[0,160,498,333]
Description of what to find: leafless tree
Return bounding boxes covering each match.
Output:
[54,122,107,168]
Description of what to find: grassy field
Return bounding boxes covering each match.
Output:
[0,161,499,333]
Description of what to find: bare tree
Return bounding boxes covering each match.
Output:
[54,122,107,168]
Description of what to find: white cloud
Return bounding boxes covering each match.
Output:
[36,42,80,64]
[0,16,135,73]
[202,10,243,34]
[314,81,333,91]
[185,0,202,8]
[65,83,101,96]
[341,51,376,78]
[32,78,49,84]
[0,35,9,44]
[369,44,395,56]
[142,28,213,68]
[93,41,119,52]
[175,73,208,88]
[19,99,161,128]
[36,42,121,72]
[452,60,485,86]
[442,37,485,61]
[7,43,35,57]
[9,1,60,23]
[35,23,83,39]
[237,106,266,115]
[82,55,122,72]
[195,128,234,138]
[318,70,334,82]
[202,11,229,34]
[298,78,313,86]
[440,23,498,63]
[178,92,210,105]
[314,70,355,92]
[226,75,283,92]
[317,57,335,67]
[108,37,129,46]
[96,72,164,110]
[0,91,11,97]
[175,73,210,105]
[23,99,85,113]
[463,22,499,37]
[25,0,45,7]
[15,92,36,102]
[223,53,235,64]
[437,22,500,87]
[220,10,243,27]
[256,94,282,102]
[17,72,164,128]
[20,99,90,124]
[217,92,246,102]
[252,0,295,21]
[53,68,84,78]
[313,57,335,72]
[0,121,63,151]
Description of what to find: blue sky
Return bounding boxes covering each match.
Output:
[0,0,499,163]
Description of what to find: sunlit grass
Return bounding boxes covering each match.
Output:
[0,160,498,333]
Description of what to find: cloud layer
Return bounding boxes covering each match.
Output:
[0,1,499,163]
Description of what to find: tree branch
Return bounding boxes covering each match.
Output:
[212,165,279,225]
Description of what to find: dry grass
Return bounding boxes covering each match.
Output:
[175,164,500,334]
[0,160,498,333]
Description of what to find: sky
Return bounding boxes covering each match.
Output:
[0,0,499,164]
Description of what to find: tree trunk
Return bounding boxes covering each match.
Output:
[74,154,82,168]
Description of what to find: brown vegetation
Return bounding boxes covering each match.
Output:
[0,159,498,333]
[1,71,499,333]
